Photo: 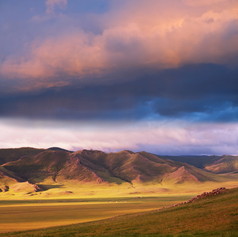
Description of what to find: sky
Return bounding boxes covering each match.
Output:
[0,0,238,155]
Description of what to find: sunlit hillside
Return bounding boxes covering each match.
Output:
[0,148,237,200]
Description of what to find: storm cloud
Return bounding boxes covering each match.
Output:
[0,0,238,154]
[0,63,238,121]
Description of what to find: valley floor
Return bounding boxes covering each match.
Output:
[0,181,238,236]
[0,195,190,233]
[1,187,238,237]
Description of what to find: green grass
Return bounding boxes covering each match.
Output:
[1,188,238,236]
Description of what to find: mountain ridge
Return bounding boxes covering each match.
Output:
[0,147,236,194]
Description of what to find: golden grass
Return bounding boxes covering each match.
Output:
[0,180,237,233]
[1,179,238,200]
[0,197,188,233]
[1,187,238,237]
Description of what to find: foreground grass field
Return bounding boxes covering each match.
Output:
[2,187,238,237]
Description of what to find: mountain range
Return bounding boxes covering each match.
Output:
[0,147,237,193]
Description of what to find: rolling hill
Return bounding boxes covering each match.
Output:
[0,147,45,165]
[205,155,238,174]
[160,155,220,168]
[0,148,234,194]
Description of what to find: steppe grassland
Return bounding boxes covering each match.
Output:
[0,180,237,233]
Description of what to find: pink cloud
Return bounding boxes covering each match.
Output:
[1,0,238,89]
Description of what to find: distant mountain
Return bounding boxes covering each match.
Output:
[204,156,238,173]
[162,155,238,174]
[72,150,222,184]
[0,148,229,193]
[159,155,221,168]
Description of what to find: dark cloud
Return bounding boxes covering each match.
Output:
[0,63,238,121]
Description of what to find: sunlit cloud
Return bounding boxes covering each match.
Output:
[0,0,238,90]
[0,0,238,154]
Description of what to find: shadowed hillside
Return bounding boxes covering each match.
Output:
[160,155,221,168]
[0,149,228,192]
[205,156,238,173]
[161,155,238,174]
[0,148,237,195]
[0,148,45,165]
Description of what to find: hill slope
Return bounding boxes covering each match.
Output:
[205,156,238,173]
[162,155,238,174]
[0,149,226,193]
[0,148,45,165]
[160,155,221,169]
[2,187,238,237]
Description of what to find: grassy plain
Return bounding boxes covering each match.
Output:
[0,195,191,233]
[1,178,238,199]
[1,187,238,237]
[0,181,237,235]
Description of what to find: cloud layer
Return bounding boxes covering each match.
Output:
[0,0,238,90]
[1,119,238,155]
[0,1,238,154]
[45,0,68,14]
[0,63,237,121]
